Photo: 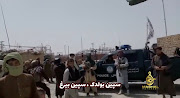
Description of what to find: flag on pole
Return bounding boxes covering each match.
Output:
[147,17,154,40]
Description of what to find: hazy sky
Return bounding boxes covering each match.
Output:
[0,0,179,54]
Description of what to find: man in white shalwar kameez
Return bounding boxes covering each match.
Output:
[115,51,129,95]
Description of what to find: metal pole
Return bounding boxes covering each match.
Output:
[95,49,97,62]
[91,43,94,49]
[145,21,149,49]
[64,45,66,55]
[162,0,168,36]
[147,21,148,42]
[50,46,52,53]
[0,2,10,48]
[0,41,4,51]
[68,46,69,56]
[81,37,83,51]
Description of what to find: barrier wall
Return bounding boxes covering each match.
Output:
[157,34,180,57]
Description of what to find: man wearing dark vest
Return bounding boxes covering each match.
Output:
[63,59,82,98]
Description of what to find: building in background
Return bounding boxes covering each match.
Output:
[157,34,180,57]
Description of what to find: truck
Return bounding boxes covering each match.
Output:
[95,49,180,81]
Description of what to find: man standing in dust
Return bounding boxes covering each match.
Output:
[44,59,54,83]
[54,58,65,98]
[84,53,98,96]
[115,50,129,95]
[152,47,176,98]
[63,59,82,98]
[0,52,39,98]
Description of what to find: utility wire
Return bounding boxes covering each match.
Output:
[3,44,45,48]
[0,1,10,49]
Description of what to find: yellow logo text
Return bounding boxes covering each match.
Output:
[142,71,159,90]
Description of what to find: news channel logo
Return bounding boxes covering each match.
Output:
[142,71,159,90]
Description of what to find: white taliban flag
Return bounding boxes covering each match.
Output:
[147,17,154,41]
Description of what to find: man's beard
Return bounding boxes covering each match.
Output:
[157,52,162,56]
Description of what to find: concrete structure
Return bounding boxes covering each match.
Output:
[157,34,180,57]
[20,51,44,63]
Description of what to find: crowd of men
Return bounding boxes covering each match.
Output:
[0,52,99,98]
[0,46,179,98]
